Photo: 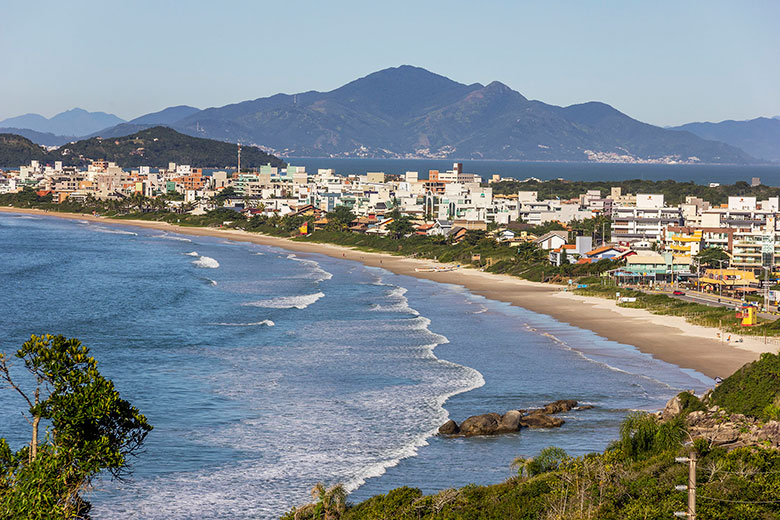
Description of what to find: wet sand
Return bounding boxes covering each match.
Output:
[2,207,765,379]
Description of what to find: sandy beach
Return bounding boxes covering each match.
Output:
[2,206,770,379]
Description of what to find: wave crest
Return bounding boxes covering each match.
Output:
[243,292,324,309]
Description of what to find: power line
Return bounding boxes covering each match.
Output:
[697,495,780,505]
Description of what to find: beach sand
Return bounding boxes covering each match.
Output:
[3,207,770,379]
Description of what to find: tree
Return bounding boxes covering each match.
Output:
[386,215,415,239]
[512,446,569,478]
[695,247,730,268]
[0,334,152,518]
[326,205,356,231]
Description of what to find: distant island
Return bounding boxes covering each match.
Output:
[0,127,285,169]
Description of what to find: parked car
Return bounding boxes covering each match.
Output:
[672,290,685,296]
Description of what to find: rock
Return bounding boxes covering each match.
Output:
[459,413,502,436]
[710,426,741,446]
[438,419,459,435]
[574,405,595,411]
[757,421,780,447]
[497,410,524,433]
[520,412,565,429]
[543,400,578,414]
[661,395,683,421]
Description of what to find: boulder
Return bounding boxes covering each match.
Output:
[542,400,578,414]
[574,405,595,411]
[520,412,565,429]
[758,421,780,447]
[438,419,460,435]
[661,395,683,421]
[497,410,524,433]
[459,413,502,436]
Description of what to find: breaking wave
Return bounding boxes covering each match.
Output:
[243,292,325,309]
[193,256,220,269]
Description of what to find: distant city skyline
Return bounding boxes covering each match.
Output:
[2,0,778,126]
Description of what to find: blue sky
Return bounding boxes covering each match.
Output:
[1,0,777,126]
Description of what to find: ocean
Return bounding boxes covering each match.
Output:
[286,158,780,185]
[0,213,711,518]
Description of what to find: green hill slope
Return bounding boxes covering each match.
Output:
[56,126,285,168]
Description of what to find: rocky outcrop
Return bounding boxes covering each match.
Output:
[438,420,459,435]
[439,400,591,437]
[520,412,565,429]
[683,409,780,450]
[543,400,578,414]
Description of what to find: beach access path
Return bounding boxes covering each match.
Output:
[2,207,769,379]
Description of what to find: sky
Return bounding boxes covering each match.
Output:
[1,0,778,126]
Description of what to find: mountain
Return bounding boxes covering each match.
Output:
[127,105,200,125]
[0,108,125,136]
[168,65,755,163]
[0,128,77,147]
[0,127,285,168]
[671,117,780,162]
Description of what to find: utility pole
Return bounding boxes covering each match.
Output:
[674,452,696,519]
[237,143,241,175]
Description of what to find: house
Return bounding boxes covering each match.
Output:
[584,245,626,261]
[549,244,578,266]
[534,230,569,250]
[429,219,453,236]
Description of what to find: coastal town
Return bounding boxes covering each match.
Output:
[2,158,779,310]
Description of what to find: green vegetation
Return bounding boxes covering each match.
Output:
[491,178,780,206]
[286,353,780,519]
[285,443,780,519]
[0,126,285,168]
[0,334,152,519]
[711,352,780,420]
[0,134,48,167]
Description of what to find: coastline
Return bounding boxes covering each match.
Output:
[2,206,767,379]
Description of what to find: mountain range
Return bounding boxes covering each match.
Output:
[670,117,780,163]
[1,66,776,163]
[0,108,124,137]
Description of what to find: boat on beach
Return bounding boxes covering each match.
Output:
[415,266,458,272]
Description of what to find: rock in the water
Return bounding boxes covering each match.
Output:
[459,413,501,436]
[661,395,683,421]
[543,400,578,414]
[574,405,595,411]
[520,412,565,429]
[438,419,460,435]
[497,410,524,433]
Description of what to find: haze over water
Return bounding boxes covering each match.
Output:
[0,214,711,518]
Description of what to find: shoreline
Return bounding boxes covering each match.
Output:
[2,206,768,379]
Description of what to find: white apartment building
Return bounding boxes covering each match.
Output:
[612,194,682,243]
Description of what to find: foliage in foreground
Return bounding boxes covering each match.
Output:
[0,335,152,519]
[284,444,780,520]
[711,351,780,420]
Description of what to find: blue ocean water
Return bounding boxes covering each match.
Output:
[0,213,711,518]
[287,158,780,185]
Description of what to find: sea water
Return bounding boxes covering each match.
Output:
[0,213,711,518]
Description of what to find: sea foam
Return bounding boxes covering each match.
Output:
[193,256,220,269]
[243,292,324,309]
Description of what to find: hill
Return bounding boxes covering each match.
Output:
[0,134,48,166]
[0,108,125,136]
[671,117,780,162]
[55,127,285,168]
[167,65,755,163]
[0,127,285,168]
